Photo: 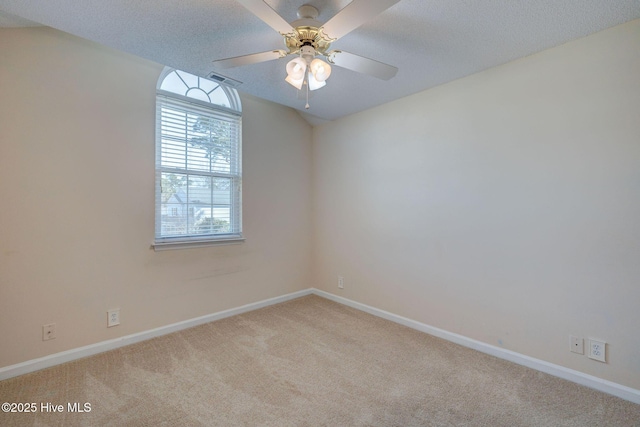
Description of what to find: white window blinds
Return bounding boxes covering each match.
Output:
[155,93,242,246]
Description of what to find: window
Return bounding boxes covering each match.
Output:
[154,68,242,249]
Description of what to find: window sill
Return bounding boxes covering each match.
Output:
[152,236,245,251]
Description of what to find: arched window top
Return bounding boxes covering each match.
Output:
[157,68,241,112]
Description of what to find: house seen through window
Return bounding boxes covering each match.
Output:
[155,68,242,248]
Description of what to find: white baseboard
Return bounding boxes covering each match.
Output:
[2,287,639,405]
[311,289,640,405]
[0,288,313,381]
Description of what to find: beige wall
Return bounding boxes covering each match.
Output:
[0,27,312,367]
[312,19,640,390]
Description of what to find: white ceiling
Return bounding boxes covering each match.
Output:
[1,1,639,125]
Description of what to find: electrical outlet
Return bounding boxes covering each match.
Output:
[338,276,344,289]
[107,309,120,327]
[42,323,56,341]
[588,339,606,362]
[570,335,583,354]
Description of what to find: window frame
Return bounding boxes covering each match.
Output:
[153,68,243,251]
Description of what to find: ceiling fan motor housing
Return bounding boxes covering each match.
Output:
[283,3,335,57]
[284,25,333,57]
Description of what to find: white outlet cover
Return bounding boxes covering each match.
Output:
[588,339,606,362]
[107,309,120,327]
[570,335,583,354]
[42,323,56,341]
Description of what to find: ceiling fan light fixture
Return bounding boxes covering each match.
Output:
[308,73,326,91]
[286,57,307,79]
[285,74,305,90]
[285,57,307,90]
[310,58,331,82]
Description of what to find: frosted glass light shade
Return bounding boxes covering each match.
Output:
[308,74,326,91]
[286,57,308,90]
[310,58,331,82]
[285,74,305,90]
[286,58,306,79]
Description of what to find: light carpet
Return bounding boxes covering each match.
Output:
[1,295,639,426]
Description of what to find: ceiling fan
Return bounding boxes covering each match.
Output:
[212,0,400,108]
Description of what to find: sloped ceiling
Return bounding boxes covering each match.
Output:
[1,1,639,125]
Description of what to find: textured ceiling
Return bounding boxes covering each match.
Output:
[1,1,639,125]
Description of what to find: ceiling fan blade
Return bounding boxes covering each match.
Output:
[213,50,287,69]
[235,0,293,35]
[321,0,401,40]
[328,50,398,80]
